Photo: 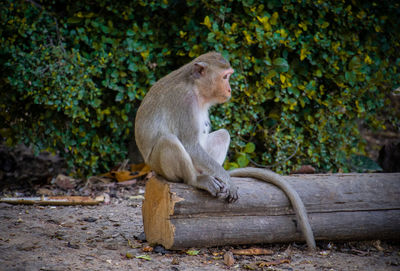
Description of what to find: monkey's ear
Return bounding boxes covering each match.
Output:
[192,62,207,79]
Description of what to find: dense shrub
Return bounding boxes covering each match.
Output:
[1,0,399,176]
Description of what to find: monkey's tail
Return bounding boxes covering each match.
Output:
[229,167,316,251]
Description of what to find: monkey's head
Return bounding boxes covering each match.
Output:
[190,52,234,106]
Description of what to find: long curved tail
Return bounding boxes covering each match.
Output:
[229,167,316,251]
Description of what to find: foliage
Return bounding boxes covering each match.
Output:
[1,0,399,176]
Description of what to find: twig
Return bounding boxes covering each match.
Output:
[26,0,42,9]
[0,195,104,206]
[249,141,299,169]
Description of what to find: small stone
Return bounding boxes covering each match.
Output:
[126,251,134,259]
[171,257,180,265]
[153,245,169,254]
[135,232,146,242]
[67,242,80,249]
[104,244,118,250]
[54,174,77,190]
[83,217,97,223]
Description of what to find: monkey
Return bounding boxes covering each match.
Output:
[135,52,316,250]
[135,52,238,202]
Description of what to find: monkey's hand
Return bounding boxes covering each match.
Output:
[196,175,239,203]
[224,181,238,203]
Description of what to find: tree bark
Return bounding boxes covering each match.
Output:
[142,173,400,250]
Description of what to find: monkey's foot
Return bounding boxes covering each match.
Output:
[196,175,239,203]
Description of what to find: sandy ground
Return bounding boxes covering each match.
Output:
[0,182,399,271]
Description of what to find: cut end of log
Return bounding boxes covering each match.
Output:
[142,176,184,249]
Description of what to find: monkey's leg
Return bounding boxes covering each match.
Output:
[148,135,227,197]
[203,129,230,165]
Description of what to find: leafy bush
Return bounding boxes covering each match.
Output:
[1,0,399,176]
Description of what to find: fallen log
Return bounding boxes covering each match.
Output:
[142,173,400,250]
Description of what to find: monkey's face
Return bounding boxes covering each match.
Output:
[193,60,234,106]
[214,67,234,103]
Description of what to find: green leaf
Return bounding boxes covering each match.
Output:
[237,154,249,168]
[128,62,137,72]
[186,249,200,256]
[273,58,289,72]
[265,69,277,80]
[91,98,102,108]
[225,162,239,170]
[115,92,124,102]
[244,142,256,153]
[126,252,134,259]
[348,56,362,71]
[345,71,356,86]
[264,56,272,66]
[135,255,152,261]
[67,17,82,24]
[127,91,135,101]
[100,25,110,34]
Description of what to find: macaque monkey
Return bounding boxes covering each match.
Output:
[135,52,316,250]
[135,52,238,202]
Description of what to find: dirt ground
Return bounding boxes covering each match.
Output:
[0,179,399,271]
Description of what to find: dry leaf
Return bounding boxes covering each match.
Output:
[130,163,151,178]
[243,263,257,270]
[142,246,154,252]
[232,248,273,255]
[36,188,54,196]
[258,259,290,267]
[319,250,330,256]
[373,240,384,251]
[291,165,316,174]
[102,163,151,182]
[130,163,147,172]
[224,251,235,267]
[113,170,136,182]
[54,174,77,189]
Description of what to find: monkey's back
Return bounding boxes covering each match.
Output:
[135,69,197,163]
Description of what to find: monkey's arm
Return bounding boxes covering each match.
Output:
[229,167,316,251]
[178,117,237,201]
[176,101,231,184]
[170,139,235,201]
